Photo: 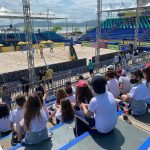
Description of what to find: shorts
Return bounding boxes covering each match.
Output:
[89,69,93,74]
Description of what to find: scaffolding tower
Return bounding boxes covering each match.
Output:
[134,0,140,49]
[95,0,102,66]
[22,0,35,89]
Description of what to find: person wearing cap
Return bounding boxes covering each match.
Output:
[107,65,115,71]
[76,80,93,104]
[80,75,118,133]
[65,81,76,94]
[116,69,131,95]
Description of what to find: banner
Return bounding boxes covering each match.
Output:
[1,46,15,52]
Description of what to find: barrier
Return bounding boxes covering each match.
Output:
[0,58,86,84]
[1,46,15,52]
[107,44,119,50]
[0,51,150,104]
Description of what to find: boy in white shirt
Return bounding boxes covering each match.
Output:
[105,71,120,98]
[10,95,26,142]
[65,87,76,104]
[116,69,131,94]
[113,55,119,68]
[80,75,118,133]
[121,70,148,115]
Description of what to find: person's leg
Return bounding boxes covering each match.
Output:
[17,121,25,142]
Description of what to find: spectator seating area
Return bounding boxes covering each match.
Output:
[79,16,150,42]
[0,52,150,150]
[1,112,150,150]
[0,31,66,46]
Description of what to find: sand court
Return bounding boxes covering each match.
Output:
[0,45,117,74]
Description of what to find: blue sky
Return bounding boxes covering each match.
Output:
[0,0,136,24]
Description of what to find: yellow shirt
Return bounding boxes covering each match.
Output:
[45,69,53,79]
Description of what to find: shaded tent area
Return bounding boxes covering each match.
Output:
[60,120,150,150]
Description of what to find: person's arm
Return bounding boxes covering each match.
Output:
[43,90,49,101]
[80,103,94,118]
[121,94,130,101]
[10,112,16,132]
[10,122,15,133]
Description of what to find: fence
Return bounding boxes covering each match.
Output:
[0,51,150,108]
[0,58,86,85]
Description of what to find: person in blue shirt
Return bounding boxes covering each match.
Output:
[88,59,94,76]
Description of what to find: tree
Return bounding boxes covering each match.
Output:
[74,28,80,33]
[73,28,82,34]
[52,26,62,32]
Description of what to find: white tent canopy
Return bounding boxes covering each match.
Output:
[0,7,13,13]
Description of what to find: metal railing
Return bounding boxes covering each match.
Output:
[0,51,150,106]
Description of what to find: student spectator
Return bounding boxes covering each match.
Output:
[55,98,74,124]
[10,95,26,142]
[107,65,115,71]
[113,55,119,68]
[39,68,45,81]
[116,69,131,94]
[65,81,76,94]
[80,75,118,133]
[121,69,148,115]
[76,80,93,104]
[0,103,11,135]
[78,74,84,80]
[56,89,67,105]
[20,77,29,96]
[125,53,130,65]
[65,87,75,103]
[105,71,120,98]
[132,49,139,64]
[142,67,150,104]
[1,85,12,109]
[36,91,44,105]
[22,94,49,144]
[35,83,45,96]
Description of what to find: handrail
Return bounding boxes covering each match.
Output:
[0,51,150,101]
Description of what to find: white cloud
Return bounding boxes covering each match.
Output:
[0,0,134,25]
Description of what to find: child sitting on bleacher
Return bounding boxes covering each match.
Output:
[76,80,93,104]
[10,95,26,142]
[105,71,120,98]
[80,75,118,134]
[142,67,150,104]
[1,85,12,109]
[56,89,67,105]
[65,87,76,104]
[116,69,131,95]
[121,69,148,115]
[55,98,74,124]
[21,94,50,145]
[0,103,11,136]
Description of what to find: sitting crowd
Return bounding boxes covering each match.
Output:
[0,66,150,146]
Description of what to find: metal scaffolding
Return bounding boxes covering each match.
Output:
[22,0,35,89]
[95,0,102,65]
[134,0,140,49]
